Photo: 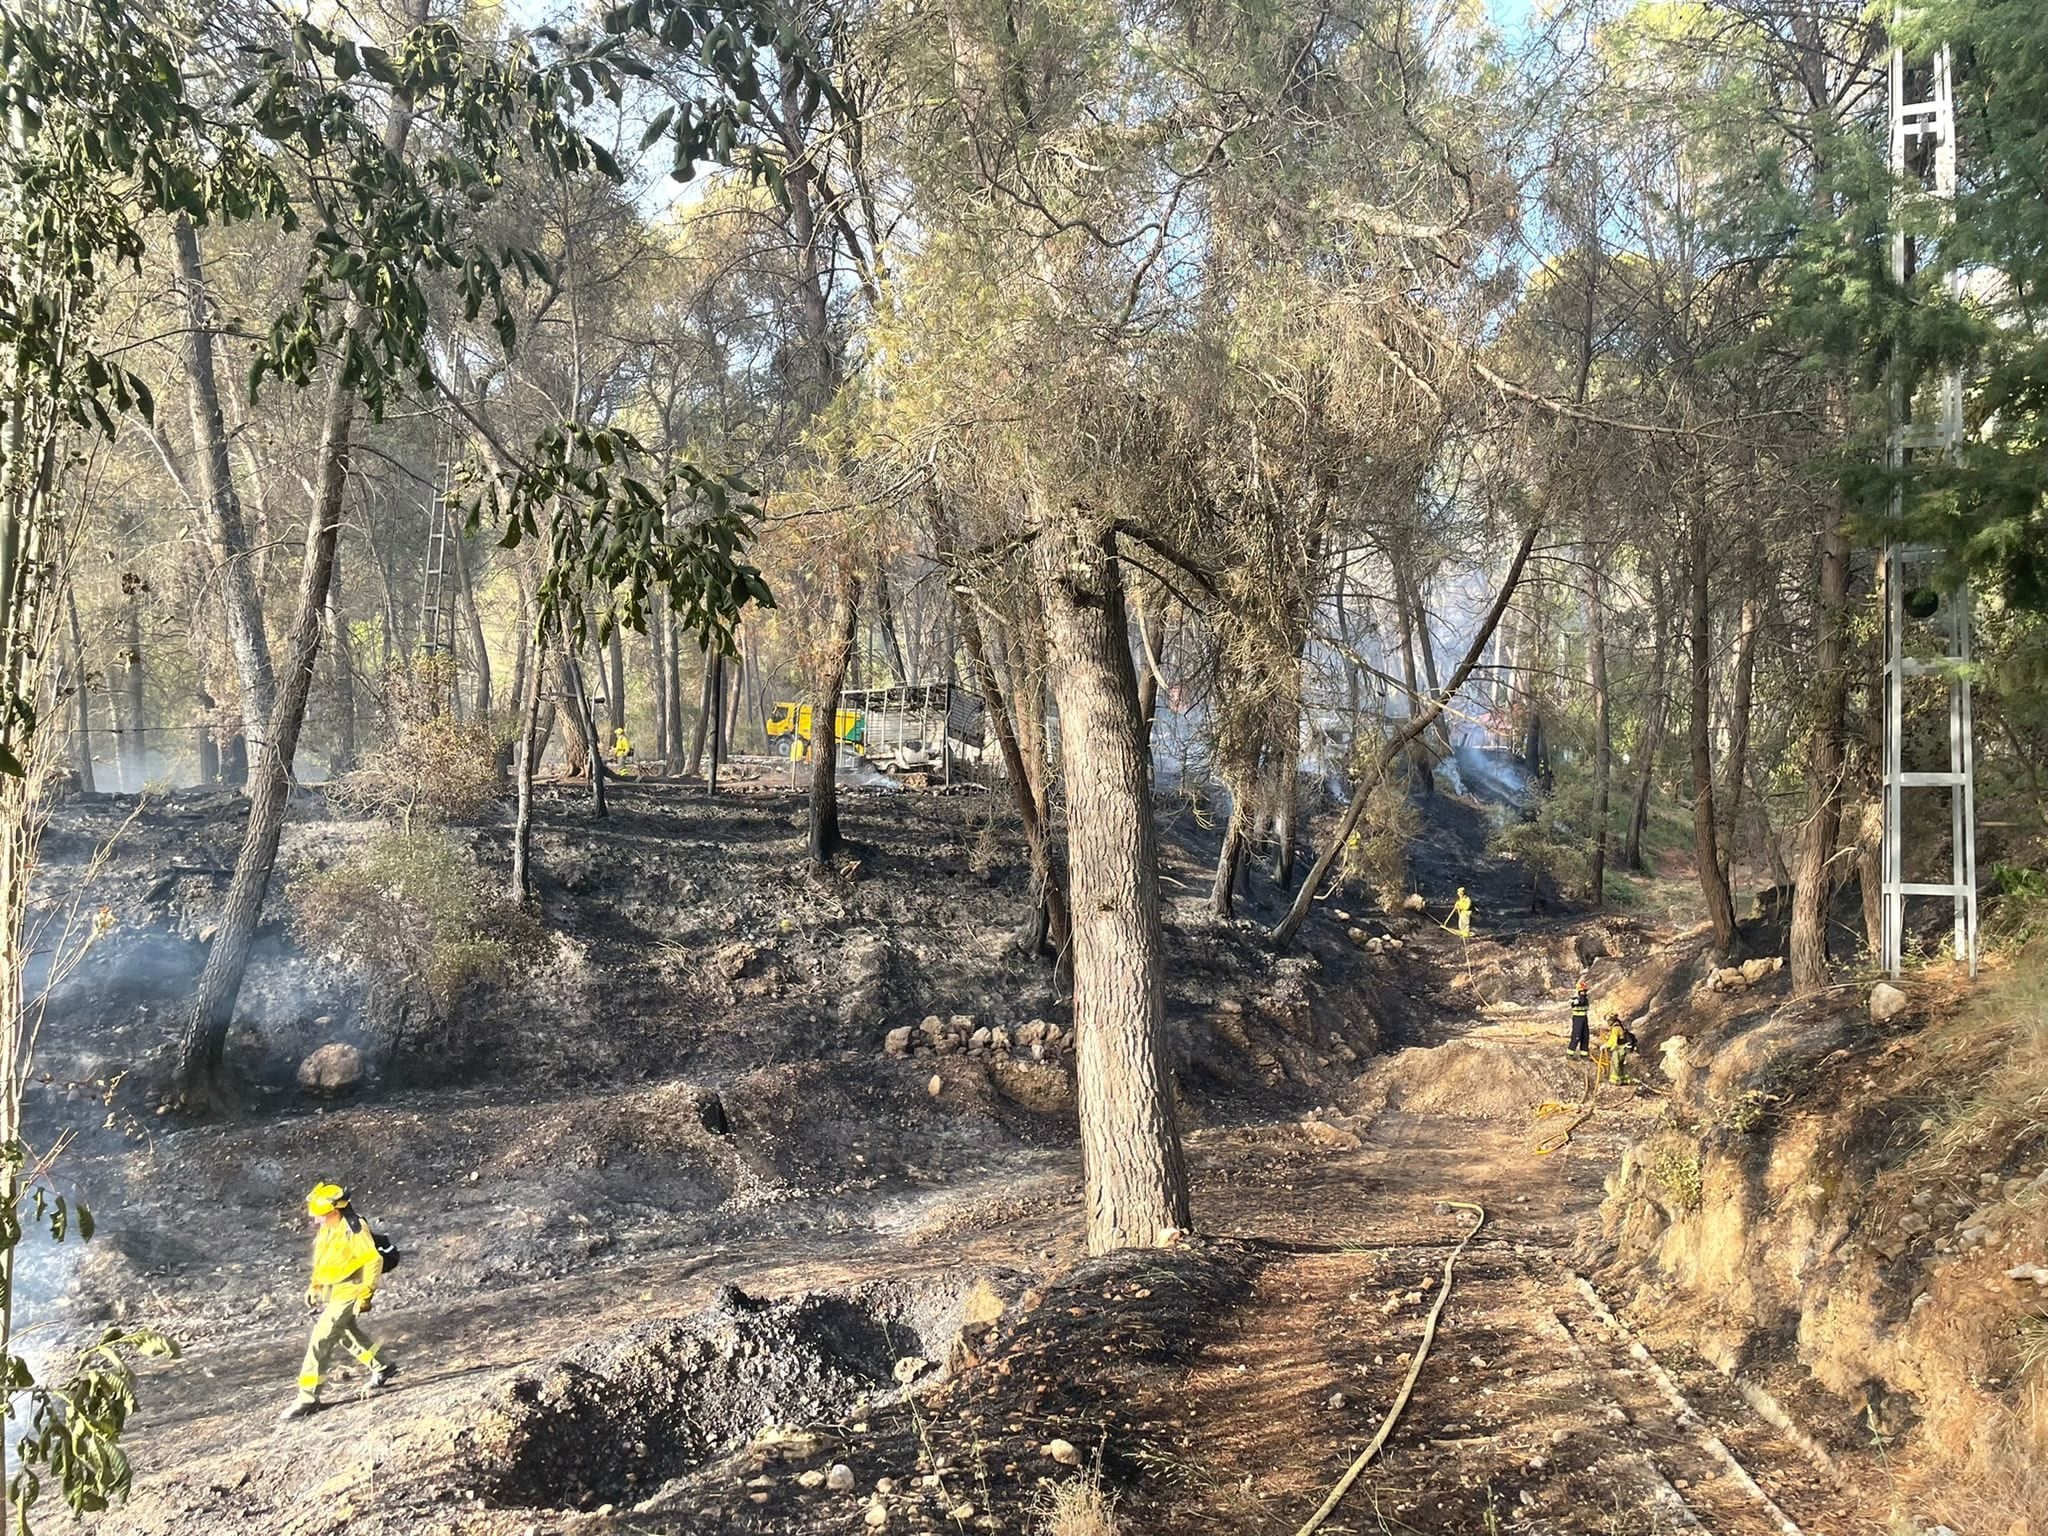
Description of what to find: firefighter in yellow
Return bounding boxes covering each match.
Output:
[1451,887,1473,939]
[281,1183,391,1421]
[611,726,634,771]
[1596,1015,1640,1086]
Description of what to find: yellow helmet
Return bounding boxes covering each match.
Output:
[306,1182,349,1217]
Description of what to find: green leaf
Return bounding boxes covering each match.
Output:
[638,107,675,150]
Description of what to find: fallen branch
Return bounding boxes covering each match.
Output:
[1271,518,1541,949]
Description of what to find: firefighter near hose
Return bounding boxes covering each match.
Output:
[1568,975,1591,1057]
[281,1183,395,1422]
[1592,1015,1640,1086]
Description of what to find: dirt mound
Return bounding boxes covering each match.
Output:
[1358,1040,1585,1119]
[462,1280,967,1511]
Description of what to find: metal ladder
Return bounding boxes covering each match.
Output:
[418,432,456,698]
[1881,35,1978,977]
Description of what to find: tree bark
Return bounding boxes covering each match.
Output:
[606,624,626,736]
[808,575,861,864]
[1688,524,1740,956]
[326,541,356,777]
[1789,504,1851,990]
[1586,555,1612,907]
[1272,520,1540,950]
[872,558,908,683]
[1623,565,1671,873]
[174,14,424,1110]
[563,655,606,816]
[63,586,94,794]
[119,601,144,789]
[453,530,491,720]
[1721,594,1762,892]
[1210,799,1249,918]
[933,495,1069,955]
[511,631,547,900]
[686,643,711,778]
[1033,510,1190,1255]
[647,608,669,762]
[172,215,275,755]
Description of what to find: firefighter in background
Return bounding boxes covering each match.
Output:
[1568,975,1592,1057]
[611,726,633,771]
[1451,887,1472,939]
[1594,1015,1640,1086]
[281,1183,392,1421]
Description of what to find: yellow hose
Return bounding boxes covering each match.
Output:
[1292,1201,1488,1536]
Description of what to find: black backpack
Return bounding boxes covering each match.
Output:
[347,1210,402,1273]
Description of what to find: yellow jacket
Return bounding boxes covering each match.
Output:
[309,1215,383,1304]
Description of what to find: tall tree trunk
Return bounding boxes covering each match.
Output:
[1134,593,1165,755]
[647,608,669,762]
[453,531,491,719]
[563,655,606,816]
[1032,511,1189,1255]
[1271,754,1300,888]
[873,558,908,684]
[687,644,711,777]
[326,542,356,777]
[808,576,861,864]
[1623,568,1672,873]
[665,618,684,768]
[708,651,726,796]
[119,602,144,789]
[174,16,424,1110]
[1210,797,1249,918]
[1721,594,1762,891]
[172,215,275,754]
[1587,556,1612,907]
[1688,525,1740,956]
[63,586,94,794]
[933,495,1069,956]
[1790,504,1851,990]
[511,631,548,900]
[1273,521,1540,949]
[1392,573,1432,790]
[606,624,626,736]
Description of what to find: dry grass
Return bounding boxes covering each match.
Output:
[1904,940,2048,1184]
[1034,1469,1121,1536]
[1885,942,2048,1535]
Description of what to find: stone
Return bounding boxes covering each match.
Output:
[893,1356,932,1385]
[1325,1391,1347,1410]
[1403,893,1428,912]
[826,1464,856,1493]
[1707,967,1749,993]
[1739,956,1782,985]
[1870,982,1909,1023]
[798,1470,827,1490]
[990,1026,1011,1050]
[1658,1036,1690,1082]
[986,1057,1073,1115]
[1018,1020,1047,1046]
[969,1027,993,1050]
[884,1027,914,1057]
[1042,1439,1081,1467]
[296,1042,363,1095]
[876,1478,896,1495]
[948,1013,976,1037]
[1302,1118,1362,1152]
[864,1503,889,1528]
[948,1503,976,1521]
[1898,1211,1930,1236]
[2006,1264,2048,1285]
[927,1074,944,1098]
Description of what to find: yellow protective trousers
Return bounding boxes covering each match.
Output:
[297,1297,381,1403]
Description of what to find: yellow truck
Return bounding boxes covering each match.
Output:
[766,686,986,772]
[765,702,864,762]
